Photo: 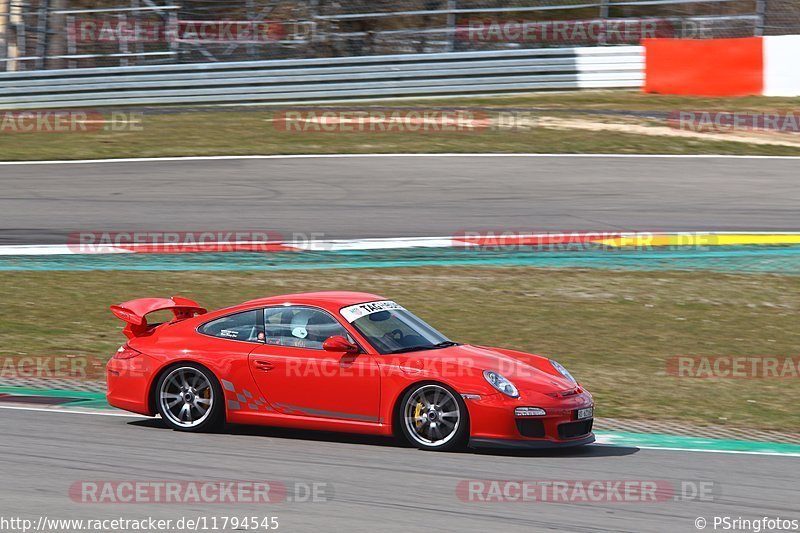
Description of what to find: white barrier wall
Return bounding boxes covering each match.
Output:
[763,35,800,97]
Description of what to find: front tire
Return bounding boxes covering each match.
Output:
[399,383,469,451]
[156,364,224,432]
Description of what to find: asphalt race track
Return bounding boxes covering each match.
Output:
[0,155,798,244]
[1,154,798,532]
[1,408,797,533]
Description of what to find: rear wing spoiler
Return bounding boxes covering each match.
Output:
[110,296,207,338]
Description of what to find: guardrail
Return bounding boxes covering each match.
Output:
[0,46,643,109]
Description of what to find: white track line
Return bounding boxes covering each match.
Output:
[0,404,148,418]
[630,446,800,458]
[2,153,800,165]
[592,440,800,458]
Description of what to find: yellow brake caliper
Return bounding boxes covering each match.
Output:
[414,401,424,429]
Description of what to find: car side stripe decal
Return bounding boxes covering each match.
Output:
[273,402,380,423]
[222,381,378,422]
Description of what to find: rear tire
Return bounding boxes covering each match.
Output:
[155,363,224,432]
[398,383,469,451]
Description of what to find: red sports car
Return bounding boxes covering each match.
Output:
[107,292,594,451]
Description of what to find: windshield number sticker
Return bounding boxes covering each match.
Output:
[340,300,405,323]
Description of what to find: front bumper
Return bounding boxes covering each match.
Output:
[465,389,595,448]
[469,433,595,450]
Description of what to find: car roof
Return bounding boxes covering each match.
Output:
[242,291,387,312]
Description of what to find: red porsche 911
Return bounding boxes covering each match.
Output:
[107,292,594,451]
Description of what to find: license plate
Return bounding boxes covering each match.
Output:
[577,407,593,420]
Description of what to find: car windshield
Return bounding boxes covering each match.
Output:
[340,300,456,355]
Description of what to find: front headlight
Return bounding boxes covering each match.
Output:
[483,370,519,398]
[550,359,577,384]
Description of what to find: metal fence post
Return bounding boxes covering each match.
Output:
[310,0,319,56]
[133,0,145,64]
[246,0,255,60]
[600,0,609,19]
[447,0,456,52]
[34,0,50,70]
[8,0,25,71]
[18,1,25,69]
[168,5,178,62]
[755,0,766,36]
[0,0,8,71]
[48,0,65,69]
[119,13,130,66]
[66,14,75,68]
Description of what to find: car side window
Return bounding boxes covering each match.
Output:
[198,310,262,343]
[263,306,349,350]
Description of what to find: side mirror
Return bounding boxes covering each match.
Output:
[323,335,359,354]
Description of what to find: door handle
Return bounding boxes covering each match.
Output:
[254,360,274,372]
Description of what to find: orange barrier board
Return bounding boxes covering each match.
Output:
[643,37,763,96]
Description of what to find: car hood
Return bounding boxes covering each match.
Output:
[399,343,578,395]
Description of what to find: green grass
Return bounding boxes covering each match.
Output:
[1,267,798,431]
[3,91,800,160]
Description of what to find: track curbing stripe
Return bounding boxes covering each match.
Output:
[594,431,800,457]
[2,232,800,256]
